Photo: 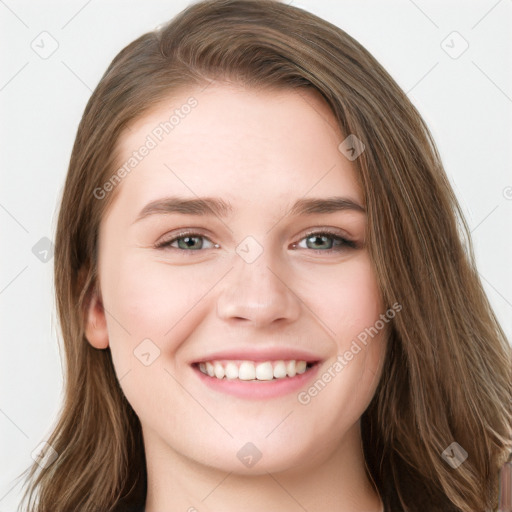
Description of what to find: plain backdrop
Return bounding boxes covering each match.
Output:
[1,1,511,510]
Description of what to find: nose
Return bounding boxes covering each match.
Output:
[216,249,301,329]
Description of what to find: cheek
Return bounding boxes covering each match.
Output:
[306,254,383,347]
[98,254,216,423]
[99,252,222,368]
[336,257,386,379]
[300,255,387,417]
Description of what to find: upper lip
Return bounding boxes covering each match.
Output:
[191,347,323,364]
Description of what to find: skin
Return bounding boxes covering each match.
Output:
[85,83,387,512]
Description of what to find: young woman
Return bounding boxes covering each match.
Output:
[20,1,512,511]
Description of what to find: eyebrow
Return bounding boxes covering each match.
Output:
[134,195,365,223]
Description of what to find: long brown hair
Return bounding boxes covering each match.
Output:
[19,1,512,510]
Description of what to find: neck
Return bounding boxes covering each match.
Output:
[143,422,383,512]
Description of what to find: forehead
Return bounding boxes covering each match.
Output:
[111,83,362,213]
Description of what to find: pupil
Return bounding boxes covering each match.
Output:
[181,236,201,249]
[310,235,330,249]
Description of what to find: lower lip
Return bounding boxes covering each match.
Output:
[192,363,321,400]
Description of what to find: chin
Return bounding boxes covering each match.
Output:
[192,435,320,476]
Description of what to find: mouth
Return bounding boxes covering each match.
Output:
[191,357,322,399]
[194,359,317,381]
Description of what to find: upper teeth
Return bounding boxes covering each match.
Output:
[198,360,308,380]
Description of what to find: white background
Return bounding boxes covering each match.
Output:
[1,1,511,510]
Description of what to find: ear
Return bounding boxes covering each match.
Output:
[84,287,109,349]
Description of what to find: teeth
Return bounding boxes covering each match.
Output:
[273,360,287,379]
[286,360,296,377]
[255,362,274,381]
[239,361,256,380]
[296,360,307,374]
[197,359,311,380]
[225,362,238,380]
[213,362,225,379]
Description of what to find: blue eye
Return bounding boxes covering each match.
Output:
[155,229,357,254]
[158,234,215,251]
[294,231,357,252]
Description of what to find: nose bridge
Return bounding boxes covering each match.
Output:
[216,235,300,327]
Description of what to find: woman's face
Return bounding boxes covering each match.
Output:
[87,83,388,474]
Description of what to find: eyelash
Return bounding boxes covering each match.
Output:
[154,228,358,255]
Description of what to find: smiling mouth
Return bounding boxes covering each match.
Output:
[194,359,318,381]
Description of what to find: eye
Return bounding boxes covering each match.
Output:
[155,231,217,252]
[292,230,358,253]
[155,228,358,255]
